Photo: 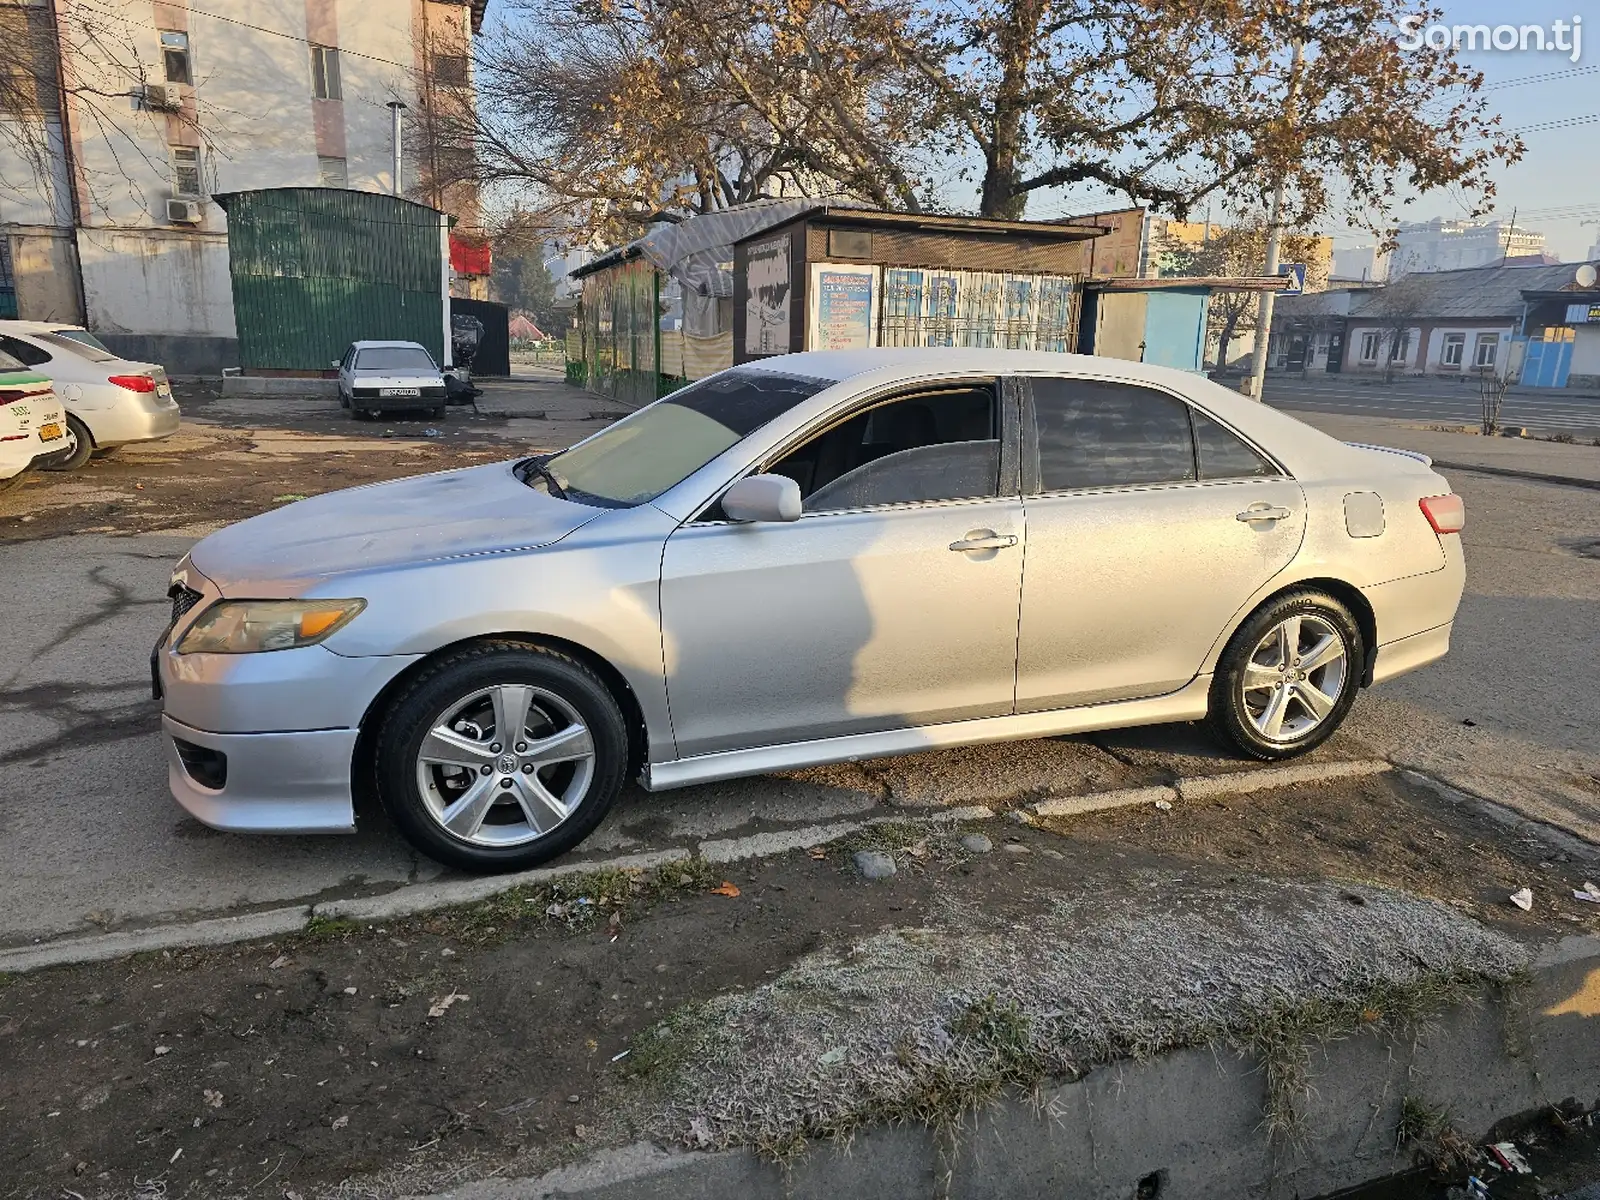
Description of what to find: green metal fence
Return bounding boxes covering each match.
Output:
[215,188,444,370]
[580,259,662,407]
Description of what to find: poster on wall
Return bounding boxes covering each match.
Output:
[808,263,880,350]
[744,235,791,354]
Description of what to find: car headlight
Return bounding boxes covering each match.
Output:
[175,599,366,654]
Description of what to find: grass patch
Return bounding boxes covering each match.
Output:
[301,914,359,942]
[834,821,941,858]
[1396,1095,1474,1172]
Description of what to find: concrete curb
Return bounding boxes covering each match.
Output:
[0,765,1388,976]
[1432,459,1600,493]
[0,906,311,974]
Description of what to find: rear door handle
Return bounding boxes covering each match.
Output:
[949,531,1019,552]
[1237,504,1292,523]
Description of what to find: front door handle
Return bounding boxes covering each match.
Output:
[949,531,1019,552]
[1237,504,1293,523]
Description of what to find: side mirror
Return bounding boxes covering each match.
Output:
[723,473,801,523]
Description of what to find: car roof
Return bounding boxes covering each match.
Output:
[349,340,430,350]
[0,320,92,335]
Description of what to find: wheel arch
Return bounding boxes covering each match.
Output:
[352,632,652,806]
[1212,576,1379,688]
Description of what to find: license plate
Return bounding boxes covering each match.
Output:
[380,387,421,398]
[39,422,63,441]
[158,383,173,399]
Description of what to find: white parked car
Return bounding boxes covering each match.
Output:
[0,321,180,471]
[335,340,449,419]
[0,349,76,491]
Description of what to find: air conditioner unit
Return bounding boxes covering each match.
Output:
[166,198,202,223]
[144,84,181,111]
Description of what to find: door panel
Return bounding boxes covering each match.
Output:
[660,498,1025,757]
[1016,479,1305,710]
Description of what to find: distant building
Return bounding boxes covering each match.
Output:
[1332,244,1390,283]
[1151,218,1333,288]
[1389,217,1546,274]
[0,0,488,371]
[1270,259,1600,388]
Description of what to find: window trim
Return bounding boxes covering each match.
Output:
[1358,331,1380,363]
[1473,333,1499,368]
[1440,332,1465,367]
[1017,373,1289,499]
[160,29,191,86]
[687,374,1020,525]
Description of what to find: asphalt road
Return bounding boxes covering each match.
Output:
[1263,373,1600,438]
[1,414,1596,947]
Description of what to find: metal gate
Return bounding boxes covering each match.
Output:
[1521,327,1574,389]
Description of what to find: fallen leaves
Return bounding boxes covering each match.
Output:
[710,882,741,897]
[202,1089,223,1109]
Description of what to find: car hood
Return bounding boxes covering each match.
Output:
[188,461,602,592]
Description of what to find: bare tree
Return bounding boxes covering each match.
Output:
[1366,273,1429,384]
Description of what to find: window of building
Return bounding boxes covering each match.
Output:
[431,52,470,87]
[317,155,348,188]
[160,30,191,85]
[0,237,15,320]
[1031,378,1195,491]
[1193,411,1279,480]
[1388,330,1411,362]
[1441,332,1465,367]
[1359,331,1380,362]
[767,386,999,511]
[311,45,342,100]
[169,145,202,196]
[1474,333,1499,368]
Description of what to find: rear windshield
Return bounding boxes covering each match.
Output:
[535,369,831,508]
[40,330,116,362]
[356,347,437,371]
[0,348,22,371]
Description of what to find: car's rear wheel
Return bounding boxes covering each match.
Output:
[373,642,628,872]
[1208,590,1363,761]
[42,415,94,471]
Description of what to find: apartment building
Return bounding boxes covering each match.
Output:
[0,0,485,370]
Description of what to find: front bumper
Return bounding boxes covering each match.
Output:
[164,714,359,833]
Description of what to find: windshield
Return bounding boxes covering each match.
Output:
[41,330,116,362]
[356,346,437,371]
[536,369,831,508]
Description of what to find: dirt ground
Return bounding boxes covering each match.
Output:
[0,378,611,544]
[2,769,1595,1200]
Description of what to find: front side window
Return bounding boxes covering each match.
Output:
[170,145,201,196]
[355,346,437,371]
[1442,333,1464,366]
[1030,377,1195,491]
[161,30,191,85]
[768,384,1000,512]
[538,369,830,508]
[311,45,341,99]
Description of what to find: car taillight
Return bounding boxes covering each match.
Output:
[1419,493,1465,534]
[108,374,157,393]
[0,389,27,406]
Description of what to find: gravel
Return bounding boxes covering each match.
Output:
[853,851,897,880]
[959,834,994,854]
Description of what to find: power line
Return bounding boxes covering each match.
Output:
[1483,63,1600,91]
[1506,113,1600,135]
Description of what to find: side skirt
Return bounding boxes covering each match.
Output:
[643,676,1213,792]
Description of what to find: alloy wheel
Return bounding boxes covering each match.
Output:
[1239,613,1349,743]
[413,683,596,847]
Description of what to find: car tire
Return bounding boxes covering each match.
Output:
[373,641,630,873]
[42,415,94,471]
[429,406,446,420]
[1207,589,1364,761]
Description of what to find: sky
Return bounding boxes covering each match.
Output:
[1012,0,1600,261]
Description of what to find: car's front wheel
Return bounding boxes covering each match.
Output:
[1208,590,1364,761]
[373,642,629,872]
[42,415,94,471]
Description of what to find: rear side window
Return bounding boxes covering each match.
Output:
[1193,411,1279,479]
[0,348,22,371]
[0,335,50,367]
[1030,377,1195,490]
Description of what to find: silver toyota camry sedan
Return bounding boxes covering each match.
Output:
[154,349,1465,871]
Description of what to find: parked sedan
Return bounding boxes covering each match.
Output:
[0,321,179,471]
[155,349,1465,872]
[335,341,448,419]
[0,349,77,491]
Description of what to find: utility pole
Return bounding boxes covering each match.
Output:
[1246,38,1305,402]
[387,101,407,197]
[1500,207,1516,267]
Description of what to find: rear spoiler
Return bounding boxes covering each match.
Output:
[1344,442,1433,467]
